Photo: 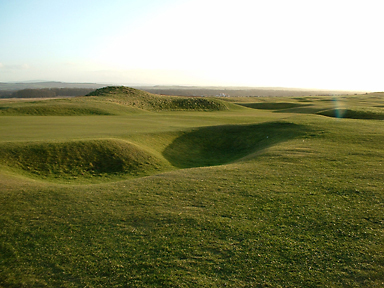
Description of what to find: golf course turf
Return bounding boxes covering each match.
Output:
[0,87,383,287]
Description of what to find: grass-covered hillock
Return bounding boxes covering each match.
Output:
[86,86,232,111]
[0,86,235,116]
[163,121,308,168]
[0,139,169,181]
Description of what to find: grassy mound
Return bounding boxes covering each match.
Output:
[163,121,309,168]
[317,108,384,120]
[86,86,231,111]
[0,139,167,181]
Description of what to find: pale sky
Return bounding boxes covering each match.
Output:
[0,0,383,91]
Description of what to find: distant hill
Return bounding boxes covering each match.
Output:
[136,86,367,97]
[0,81,107,98]
[0,81,106,91]
[0,82,369,98]
[1,88,101,99]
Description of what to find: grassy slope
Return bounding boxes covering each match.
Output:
[85,86,234,112]
[0,91,383,287]
[0,86,235,116]
[0,139,171,183]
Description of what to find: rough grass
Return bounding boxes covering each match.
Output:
[86,86,233,111]
[0,86,237,116]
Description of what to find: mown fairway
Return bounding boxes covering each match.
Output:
[0,88,383,287]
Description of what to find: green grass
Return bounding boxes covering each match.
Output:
[0,103,112,116]
[237,102,311,110]
[0,88,383,287]
[85,86,233,112]
[163,121,309,168]
[0,139,170,183]
[317,108,384,120]
[0,86,240,117]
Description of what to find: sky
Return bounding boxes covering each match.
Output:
[0,0,383,91]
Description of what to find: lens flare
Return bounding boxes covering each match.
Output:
[332,95,346,118]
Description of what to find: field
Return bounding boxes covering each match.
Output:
[0,87,383,287]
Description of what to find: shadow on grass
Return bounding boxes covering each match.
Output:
[237,102,324,115]
[237,102,311,110]
[163,121,309,168]
[317,109,384,120]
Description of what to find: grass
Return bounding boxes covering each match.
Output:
[0,88,383,287]
[237,102,311,110]
[0,103,112,116]
[317,108,384,120]
[0,139,170,183]
[163,121,309,168]
[0,96,143,116]
[85,86,233,112]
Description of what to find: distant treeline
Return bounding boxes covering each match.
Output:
[0,88,97,99]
